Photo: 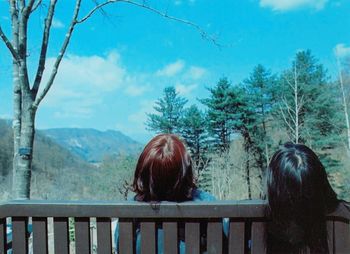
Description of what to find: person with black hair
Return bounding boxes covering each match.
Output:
[266,142,349,254]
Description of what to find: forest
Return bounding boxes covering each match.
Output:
[146,50,350,200]
[0,49,349,202]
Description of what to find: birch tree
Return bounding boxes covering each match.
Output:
[0,0,215,199]
[279,62,304,144]
[336,56,350,151]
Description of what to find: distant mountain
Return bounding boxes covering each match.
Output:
[0,119,90,177]
[42,128,143,163]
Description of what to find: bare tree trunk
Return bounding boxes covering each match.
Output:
[337,57,350,151]
[293,64,299,144]
[279,63,303,144]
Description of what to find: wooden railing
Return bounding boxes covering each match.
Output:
[0,199,349,254]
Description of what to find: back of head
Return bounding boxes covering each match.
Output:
[133,134,195,202]
[266,142,338,254]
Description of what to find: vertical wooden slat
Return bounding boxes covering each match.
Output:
[33,217,48,254]
[207,220,223,254]
[0,218,6,254]
[334,220,350,254]
[75,217,90,254]
[228,221,245,254]
[97,217,112,254]
[12,217,28,254]
[185,222,200,254]
[327,220,334,254]
[163,222,178,254]
[53,217,69,254]
[251,222,266,254]
[119,219,134,254]
[140,222,156,254]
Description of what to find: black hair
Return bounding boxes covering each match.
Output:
[266,142,339,254]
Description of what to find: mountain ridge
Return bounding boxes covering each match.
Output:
[42,128,143,163]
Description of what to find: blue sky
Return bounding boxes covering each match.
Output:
[0,0,350,143]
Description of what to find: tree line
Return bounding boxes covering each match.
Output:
[146,50,349,199]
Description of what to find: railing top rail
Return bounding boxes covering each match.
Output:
[0,199,347,221]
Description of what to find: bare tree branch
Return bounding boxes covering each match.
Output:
[31,0,43,13]
[33,0,82,109]
[279,103,295,135]
[77,0,220,46]
[32,0,58,96]
[0,25,20,63]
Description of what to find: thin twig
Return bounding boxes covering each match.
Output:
[77,0,220,47]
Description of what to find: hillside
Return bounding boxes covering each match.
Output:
[42,128,143,163]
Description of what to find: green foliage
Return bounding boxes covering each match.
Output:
[242,64,277,174]
[277,50,343,171]
[200,77,245,151]
[180,105,207,163]
[146,86,187,134]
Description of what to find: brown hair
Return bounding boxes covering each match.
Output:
[132,134,196,202]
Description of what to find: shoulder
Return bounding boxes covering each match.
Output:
[192,189,216,201]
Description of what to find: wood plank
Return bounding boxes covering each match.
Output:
[327,220,334,254]
[119,219,134,254]
[185,222,200,254]
[163,222,178,254]
[228,221,245,254]
[53,217,69,254]
[33,217,48,254]
[12,217,28,254]
[251,222,266,254]
[97,217,112,254]
[75,217,90,254]
[334,220,350,254]
[0,218,6,254]
[140,222,156,254]
[207,220,223,254]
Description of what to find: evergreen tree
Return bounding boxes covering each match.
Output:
[180,105,207,165]
[243,65,276,176]
[200,77,244,151]
[277,50,343,170]
[146,86,187,134]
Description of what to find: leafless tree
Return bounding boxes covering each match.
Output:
[0,0,216,199]
[279,63,304,144]
[336,56,350,151]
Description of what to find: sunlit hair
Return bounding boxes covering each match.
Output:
[266,142,339,254]
[132,134,196,202]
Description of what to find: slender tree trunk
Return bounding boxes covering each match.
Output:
[337,57,350,151]
[294,64,299,144]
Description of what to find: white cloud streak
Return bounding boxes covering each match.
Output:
[334,43,350,58]
[259,0,328,11]
[156,60,185,77]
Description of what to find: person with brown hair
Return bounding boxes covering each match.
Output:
[115,134,215,253]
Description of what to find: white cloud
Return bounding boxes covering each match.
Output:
[124,84,150,96]
[175,83,198,96]
[334,43,350,58]
[156,60,185,77]
[41,51,127,117]
[186,66,207,80]
[259,0,328,11]
[52,18,64,28]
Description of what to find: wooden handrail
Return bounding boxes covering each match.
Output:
[0,199,348,220]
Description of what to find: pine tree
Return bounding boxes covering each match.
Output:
[200,77,244,151]
[180,105,207,165]
[243,65,276,176]
[146,86,187,134]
